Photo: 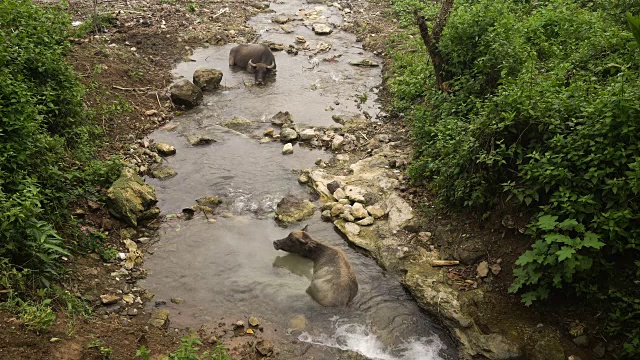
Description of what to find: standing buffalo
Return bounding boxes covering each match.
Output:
[229,44,276,85]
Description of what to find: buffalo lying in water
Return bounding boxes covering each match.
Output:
[229,44,276,85]
[273,227,358,307]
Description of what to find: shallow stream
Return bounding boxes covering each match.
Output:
[139,1,457,359]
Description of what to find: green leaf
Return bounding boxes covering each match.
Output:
[515,250,537,265]
[544,233,573,245]
[536,215,558,230]
[627,13,640,47]
[581,232,605,249]
[556,246,576,262]
[557,218,579,231]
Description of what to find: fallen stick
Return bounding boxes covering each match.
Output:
[431,260,460,267]
[112,85,151,91]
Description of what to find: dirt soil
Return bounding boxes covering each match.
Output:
[0,0,611,359]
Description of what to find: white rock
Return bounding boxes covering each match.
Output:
[351,202,368,219]
[344,185,367,203]
[356,216,374,226]
[282,143,294,155]
[299,129,316,140]
[477,261,489,278]
[366,205,385,219]
[344,222,360,235]
[312,23,333,35]
[333,188,347,200]
[332,135,345,150]
[330,203,344,217]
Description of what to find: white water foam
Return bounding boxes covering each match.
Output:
[297,319,447,360]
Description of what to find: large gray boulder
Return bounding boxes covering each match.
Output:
[169,79,203,108]
[193,68,223,91]
[107,168,159,226]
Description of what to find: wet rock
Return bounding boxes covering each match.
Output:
[321,210,332,221]
[299,128,316,140]
[356,216,374,226]
[286,44,299,55]
[196,196,221,208]
[312,23,333,35]
[122,294,134,304]
[298,172,310,184]
[344,185,367,203]
[149,309,169,328]
[295,35,306,43]
[155,143,176,156]
[263,127,275,137]
[316,41,332,52]
[280,24,293,33]
[332,135,345,150]
[193,68,223,91]
[275,195,315,224]
[288,315,307,330]
[477,261,490,278]
[107,168,159,226]
[221,116,254,130]
[248,316,260,327]
[366,205,385,219]
[149,163,177,179]
[169,79,202,108]
[170,297,184,304]
[280,128,298,142]
[272,15,290,24]
[326,180,341,194]
[255,339,274,356]
[185,133,216,146]
[271,111,293,125]
[127,308,138,316]
[351,202,368,219]
[100,294,120,305]
[349,58,379,67]
[573,335,589,347]
[333,187,347,201]
[282,143,294,155]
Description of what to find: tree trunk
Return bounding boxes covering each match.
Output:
[415,0,455,92]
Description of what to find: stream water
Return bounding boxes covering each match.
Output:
[139,1,457,359]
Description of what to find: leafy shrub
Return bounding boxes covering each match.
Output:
[390,0,640,353]
[0,1,121,286]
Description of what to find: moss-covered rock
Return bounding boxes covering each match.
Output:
[107,168,159,226]
[275,196,315,224]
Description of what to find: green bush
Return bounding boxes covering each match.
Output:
[0,0,121,286]
[390,0,640,353]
